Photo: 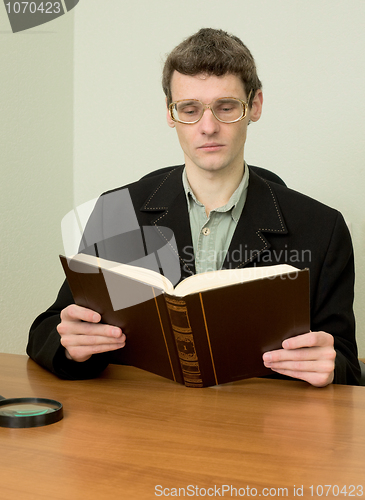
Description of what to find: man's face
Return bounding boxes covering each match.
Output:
[167,71,262,177]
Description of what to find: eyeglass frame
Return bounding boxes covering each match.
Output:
[168,90,252,125]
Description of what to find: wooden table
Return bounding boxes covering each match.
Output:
[1,353,364,499]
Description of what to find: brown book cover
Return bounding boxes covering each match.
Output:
[60,254,310,387]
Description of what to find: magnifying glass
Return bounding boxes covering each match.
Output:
[0,395,63,428]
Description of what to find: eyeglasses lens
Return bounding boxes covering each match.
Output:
[173,98,245,123]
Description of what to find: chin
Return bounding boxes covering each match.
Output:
[194,158,227,170]
[199,163,230,173]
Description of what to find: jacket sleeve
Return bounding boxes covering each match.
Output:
[311,211,360,385]
[26,279,110,380]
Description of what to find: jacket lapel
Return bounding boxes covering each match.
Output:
[222,168,288,269]
[140,166,195,280]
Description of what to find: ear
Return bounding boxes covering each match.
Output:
[248,89,263,123]
[166,98,175,128]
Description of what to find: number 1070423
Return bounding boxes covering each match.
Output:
[309,485,363,497]
[5,2,62,14]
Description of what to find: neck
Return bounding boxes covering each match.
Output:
[185,162,245,215]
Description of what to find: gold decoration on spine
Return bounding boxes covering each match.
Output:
[165,296,203,387]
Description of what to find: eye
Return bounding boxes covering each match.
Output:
[216,100,240,113]
[178,104,200,116]
[221,105,234,112]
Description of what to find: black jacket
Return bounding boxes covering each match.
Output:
[27,165,360,384]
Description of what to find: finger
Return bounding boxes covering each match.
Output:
[57,320,123,339]
[282,331,334,350]
[61,304,101,323]
[65,341,126,363]
[263,358,335,374]
[268,368,334,387]
[61,331,126,348]
[263,345,336,363]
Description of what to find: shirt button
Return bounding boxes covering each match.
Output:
[202,227,210,236]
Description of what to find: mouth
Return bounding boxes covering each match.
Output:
[198,143,225,152]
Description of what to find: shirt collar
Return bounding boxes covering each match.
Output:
[182,163,250,222]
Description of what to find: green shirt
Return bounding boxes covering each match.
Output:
[182,165,249,274]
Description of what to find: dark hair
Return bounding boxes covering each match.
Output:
[162,28,262,106]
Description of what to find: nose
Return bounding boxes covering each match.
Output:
[199,107,220,135]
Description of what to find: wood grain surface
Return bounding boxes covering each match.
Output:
[1,353,364,499]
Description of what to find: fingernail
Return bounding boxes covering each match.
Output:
[263,352,272,362]
[112,327,121,337]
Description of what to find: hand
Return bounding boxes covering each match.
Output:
[262,331,336,387]
[57,304,126,363]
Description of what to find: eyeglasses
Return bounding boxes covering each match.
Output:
[169,91,252,125]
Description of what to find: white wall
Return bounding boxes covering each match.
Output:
[73,0,365,356]
[0,10,74,353]
[1,0,364,358]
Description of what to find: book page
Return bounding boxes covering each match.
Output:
[173,264,300,297]
[65,254,301,298]
[64,253,175,293]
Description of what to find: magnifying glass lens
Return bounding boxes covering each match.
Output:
[0,402,58,417]
[0,397,63,428]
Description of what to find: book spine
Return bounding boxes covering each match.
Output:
[164,296,203,388]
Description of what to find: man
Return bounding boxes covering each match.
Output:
[27,28,360,386]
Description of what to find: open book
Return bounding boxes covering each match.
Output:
[60,253,310,387]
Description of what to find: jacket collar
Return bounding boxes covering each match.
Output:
[140,166,195,278]
[140,165,288,275]
[223,168,288,269]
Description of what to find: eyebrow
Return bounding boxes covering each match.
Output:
[176,97,241,104]
[177,100,200,105]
